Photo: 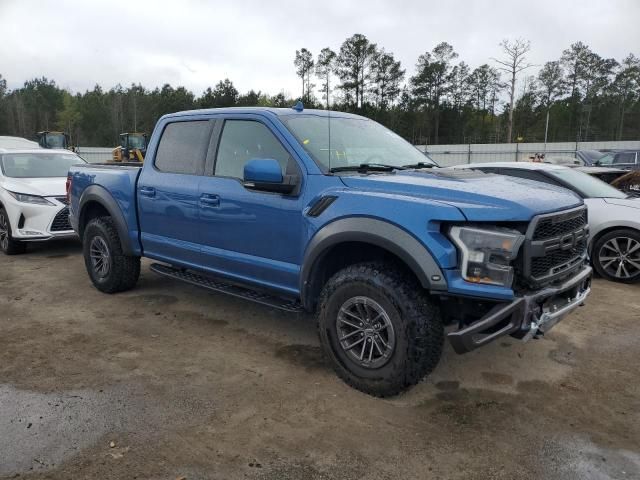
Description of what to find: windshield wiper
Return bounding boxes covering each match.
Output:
[402,162,438,169]
[329,163,406,173]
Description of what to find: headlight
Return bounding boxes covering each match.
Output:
[449,226,524,287]
[8,191,54,205]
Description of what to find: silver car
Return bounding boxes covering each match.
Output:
[451,162,640,283]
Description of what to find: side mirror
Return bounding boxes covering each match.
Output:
[243,158,298,194]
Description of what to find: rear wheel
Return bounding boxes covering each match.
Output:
[0,207,27,255]
[593,228,640,283]
[83,216,140,293]
[317,262,444,397]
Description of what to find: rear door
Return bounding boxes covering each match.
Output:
[137,118,214,265]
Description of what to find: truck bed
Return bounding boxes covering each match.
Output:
[68,162,144,254]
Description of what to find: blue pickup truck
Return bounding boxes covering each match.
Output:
[68,106,592,396]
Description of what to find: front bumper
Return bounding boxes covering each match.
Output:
[448,265,592,354]
[3,195,76,241]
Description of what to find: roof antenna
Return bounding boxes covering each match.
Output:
[291,100,304,112]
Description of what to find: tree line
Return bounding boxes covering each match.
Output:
[0,34,638,147]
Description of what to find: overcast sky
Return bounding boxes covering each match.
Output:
[1,0,638,98]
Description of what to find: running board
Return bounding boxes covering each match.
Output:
[149,263,304,313]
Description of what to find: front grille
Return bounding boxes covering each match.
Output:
[520,206,588,287]
[55,196,70,206]
[533,210,587,240]
[530,239,586,278]
[50,207,72,232]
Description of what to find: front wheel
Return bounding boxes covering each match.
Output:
[592,229,640,283]
[83,217,140,293]
[317,262,444,397]
[0,207,26,255]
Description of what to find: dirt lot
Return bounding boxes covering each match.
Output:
[1,240,639,480]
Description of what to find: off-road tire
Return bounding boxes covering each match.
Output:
[83,216,140,293]
[0,207,27,255]
[592,228,640,284]
[317,262,444,397]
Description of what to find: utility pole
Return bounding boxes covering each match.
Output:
[544,109,550,152]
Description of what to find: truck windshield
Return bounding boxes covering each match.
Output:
[45,134,66,148]
[128,135,146,149]
[1,153,85,178]
[549,168,628,199]
[283,115,438,172]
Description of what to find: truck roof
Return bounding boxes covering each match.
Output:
[161,107,366,121]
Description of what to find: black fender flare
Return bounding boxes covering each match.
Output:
[300,217,447,308]
[77,185,134,255]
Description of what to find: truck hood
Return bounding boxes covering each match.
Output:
[1,177,67,197]
[339,169,583,221]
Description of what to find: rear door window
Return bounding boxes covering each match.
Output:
[613,152,637,166]
[155,121,212,175]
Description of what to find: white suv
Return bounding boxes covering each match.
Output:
[0,148,86,254]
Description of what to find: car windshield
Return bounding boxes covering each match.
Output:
[595,153,615,166]
[580,150,606,163]
[283,115,438,171]
[0,153,85,178]
[549,168,628,199]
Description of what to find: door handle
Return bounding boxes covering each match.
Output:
[139,186,156,197]
[200,194,220,207]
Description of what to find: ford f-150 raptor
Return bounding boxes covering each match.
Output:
[68,106,592,396]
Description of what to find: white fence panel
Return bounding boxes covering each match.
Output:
[75,147,113,163]
[417,140,640,166]
[75,140,640,167]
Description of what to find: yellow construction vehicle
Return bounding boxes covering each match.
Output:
[37,131,72,150]
[112,133,147,163]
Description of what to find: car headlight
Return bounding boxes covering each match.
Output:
[449,226,524,287]
[8,191,54,205]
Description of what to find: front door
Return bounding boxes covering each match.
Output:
[197,117,305,295]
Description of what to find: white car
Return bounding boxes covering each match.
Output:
[0,148,86,254]
[450,161,640,283]
[0,136,40,149]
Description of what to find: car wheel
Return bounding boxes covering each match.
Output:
[593,228,640,283]
[83,216,140,293]
[317,262,443,397]
[0,207,27,255]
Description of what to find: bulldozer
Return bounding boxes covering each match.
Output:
[37,131,72,150]
[112,132,147,163]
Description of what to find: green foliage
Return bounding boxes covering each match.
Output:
[200,79,239,108]
[370,49,404,110]
[294,48,315,103]
[336,34,378,108]
[316,47,337,107]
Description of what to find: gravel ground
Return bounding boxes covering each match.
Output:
[1,240,639,479]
